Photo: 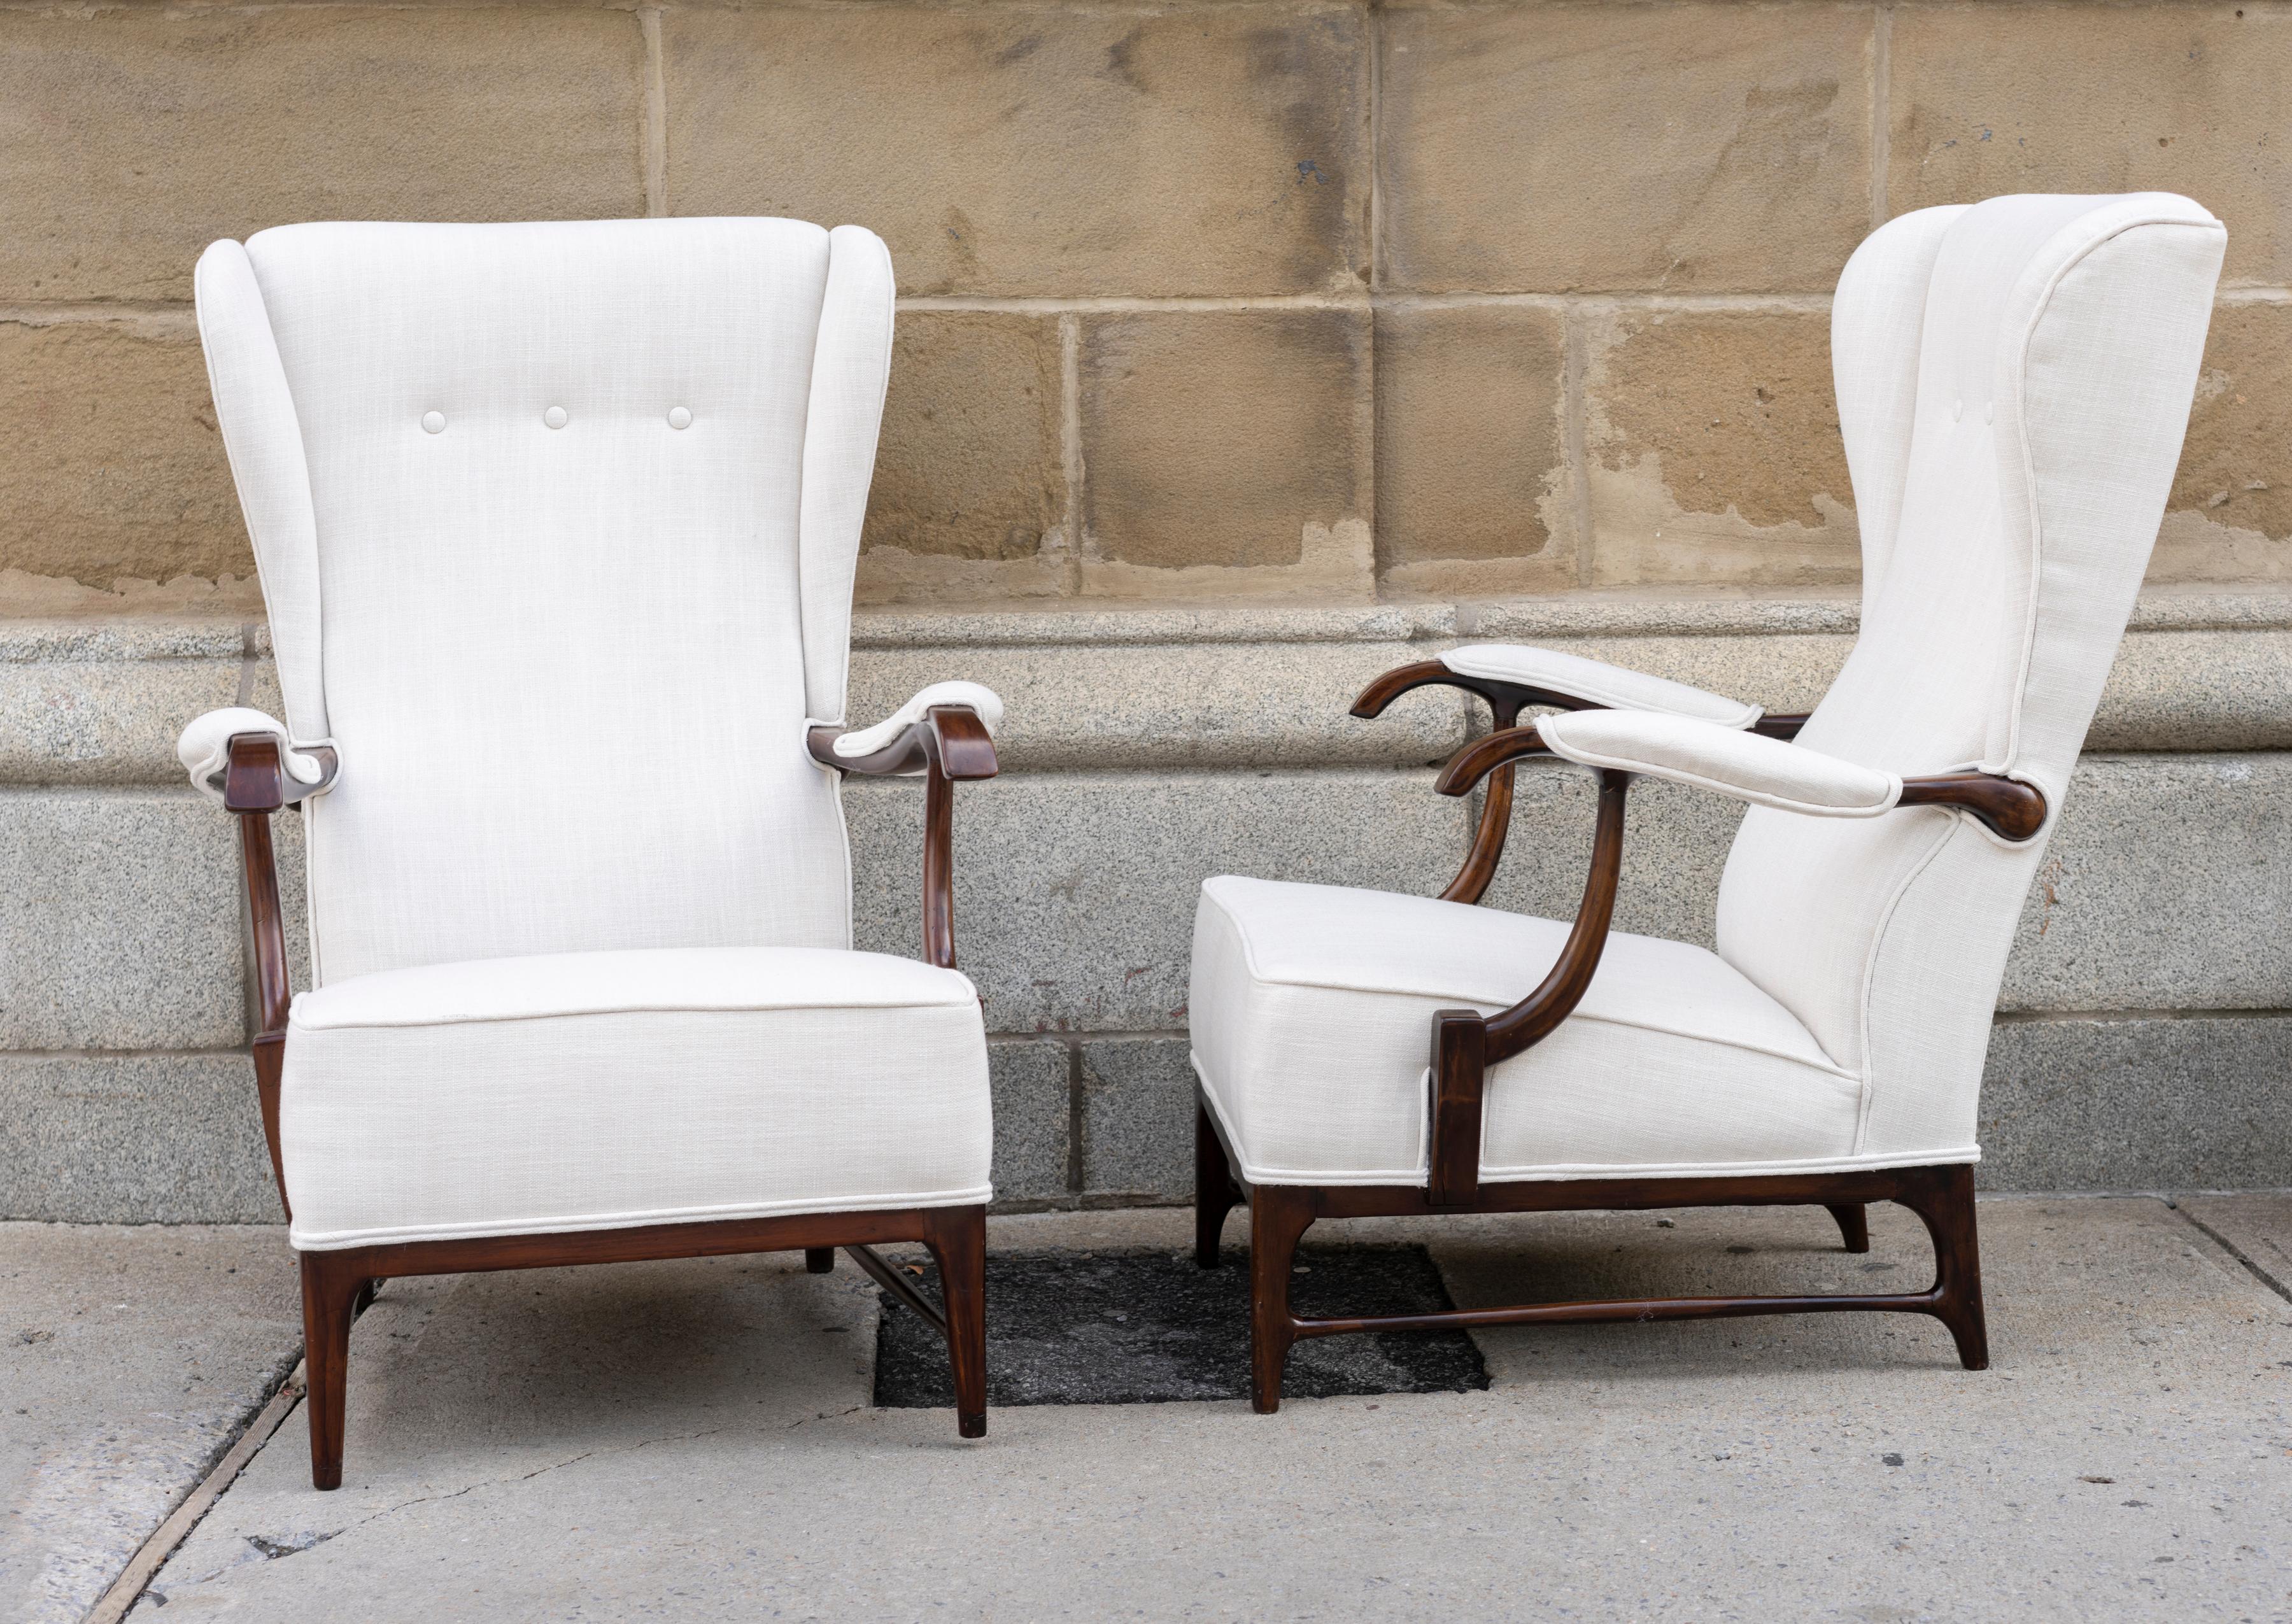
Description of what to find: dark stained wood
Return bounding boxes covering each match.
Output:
[1195,1099,1242,1267]
[923,1205,989,1438]
[1482,769,1628,1061]
[290,1203,991,1486]
[1439,693,1523,906]
[1198,1116,1993,1413]
[1425,1012,1488,1208]
[1899,772,2049,842]
[1827,1203,1871,1253]
[810,705,997,970]
[1247,1184,1313,1415]
[1434,722,1552,798]
[846,1243,947,1334]
[226,735,295,1218]
[1751,712,1811,740]
[298,1250,362,1492]
[804,1247,835,1274]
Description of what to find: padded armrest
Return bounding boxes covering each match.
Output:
[1440,645,1762,730]
[1538,709,1901,817]
[828,681,1003,761]
[177,708,338,805]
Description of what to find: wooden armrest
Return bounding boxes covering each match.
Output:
[808,707,998,969]
[224,735,294,1215]
[1427,768,1632,1206]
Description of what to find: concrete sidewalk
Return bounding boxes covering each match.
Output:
[6,1196,2289,1621]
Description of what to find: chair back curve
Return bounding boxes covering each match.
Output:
[194,218,896,985]
[1713,193,2224,1161]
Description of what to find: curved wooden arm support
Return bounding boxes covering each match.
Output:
[1355,661,1590,906]
[808,707,999,969]
[1899,772,2048,842]
[223,734,294,1215]
[1433,721,1552,799]
[1427,767,1631,1206]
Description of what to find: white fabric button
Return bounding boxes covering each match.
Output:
[667,406,693,430]
[544,406,569,430]
[421,411,446,434]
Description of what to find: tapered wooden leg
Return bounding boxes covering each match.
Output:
[1901,1166,1988,1371]
[1196,1098,1240,1269]
[298,1252,365,1490]
[1825,1203,1871,1253]
[804,1248,835,1274]
[923,1205,988,1439]
[1248,1186,1313,1415]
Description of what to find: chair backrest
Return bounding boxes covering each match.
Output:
[196,218,895,985]
[1715,194,2224,1158]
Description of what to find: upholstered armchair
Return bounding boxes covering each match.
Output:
[1190,193,2226,1411]
[185,219,1001,1486]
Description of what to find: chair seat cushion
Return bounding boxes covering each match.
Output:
[1190,877,1869,1185]
[281,947,991,1250]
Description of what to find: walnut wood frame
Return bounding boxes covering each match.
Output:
[1199,664,2014,1413]
[226,715,998,1488]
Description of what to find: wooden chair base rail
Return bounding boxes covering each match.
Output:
[1194,1098,1986,1416]
[296,1203,988,1489]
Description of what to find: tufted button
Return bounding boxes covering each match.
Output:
[544,406,569,430]
[667,406,693,430]
[421,411,446,435]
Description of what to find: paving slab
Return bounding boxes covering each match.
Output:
[2177,1192,2292,1302]
[0,1224,299,1624]
[124,1197,2291,1621]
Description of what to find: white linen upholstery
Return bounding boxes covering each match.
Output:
[195,216,1000,1250]
[1441,645,1762,729]
[1192,194,2223,1185]
[1539,710,1902,817]
[830,681,1005,763]
[1191,879,1867,1184]
[177,707,335,803]
[199,219,893,985]
[281,948,991,1250]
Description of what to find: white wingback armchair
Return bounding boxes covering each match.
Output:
[186,218,1001,1485]
[1189,193,2227,1411]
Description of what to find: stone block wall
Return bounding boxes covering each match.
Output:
[4,1,2292,612]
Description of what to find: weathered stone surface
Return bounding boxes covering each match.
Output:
[989,1039,1072,1207]
[847,639,1466,770]
[665,7,1368,297]
[2176,1192,2292,1297]
[857,311,1068,605]
[1079,1036,1193,1201]
[0,622,244,786]
[1888,4,2292,286]
[0,321,247,593]
[2155,301,2292,583]
[0,1055,278,1224]
[2001,753,2292,1013]
[0,1223,297,1624]
[1980,1015,2292,1191]
[0,7,646,302]
[1373,302,1575,595]
[0,789,244,1050]
[1584,307,1862,586]
[846,768,1468,1033]
[1379,4,1871,293]
[1079,309,1372,594]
